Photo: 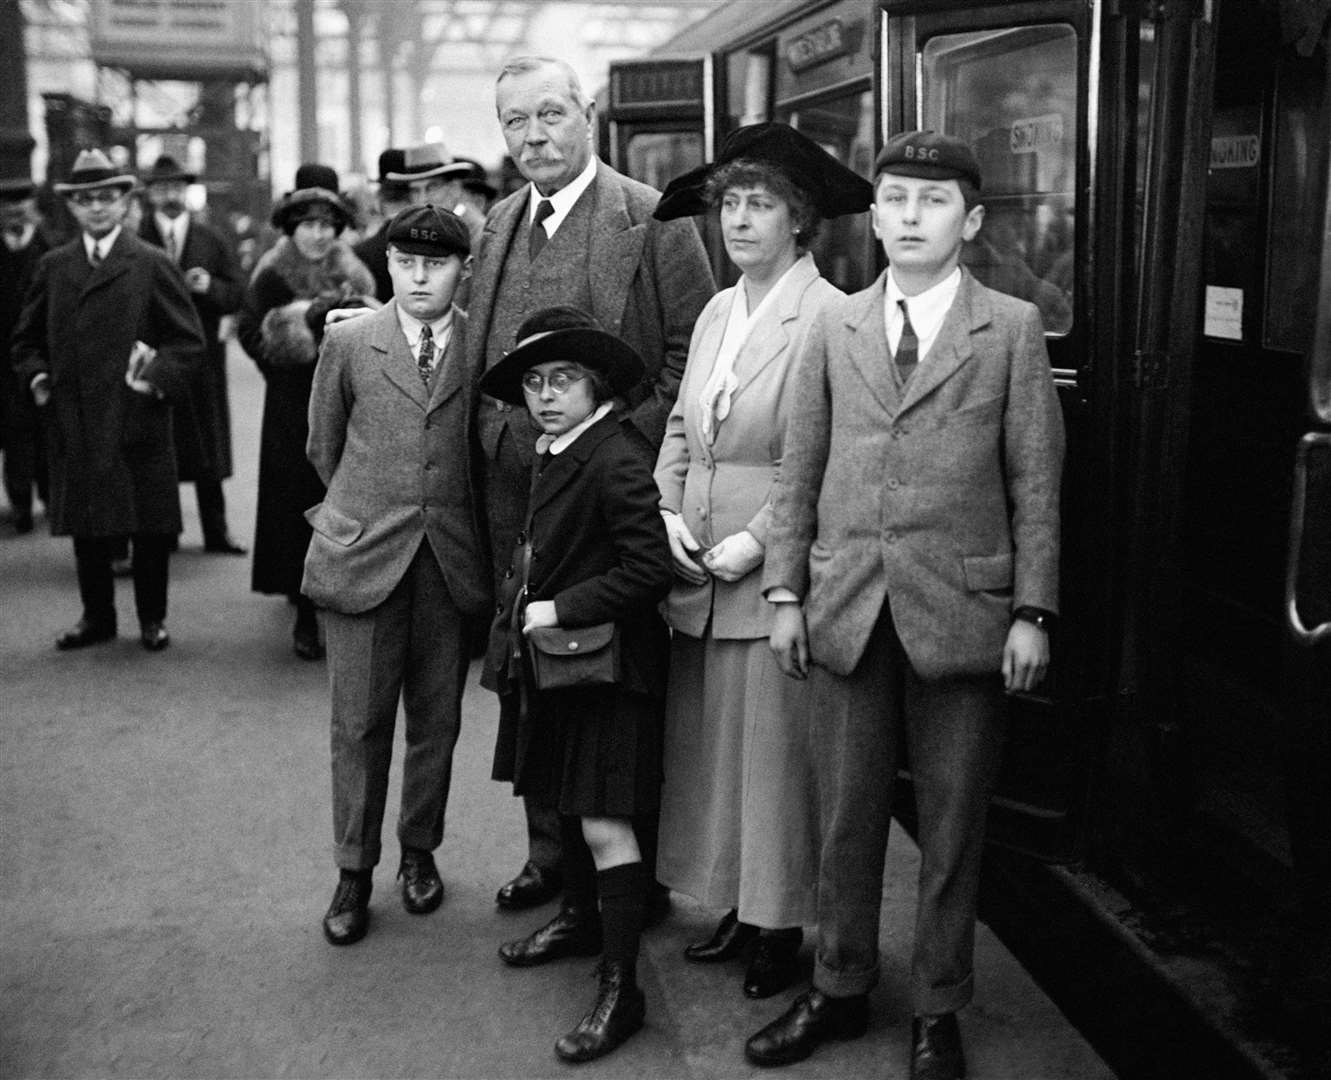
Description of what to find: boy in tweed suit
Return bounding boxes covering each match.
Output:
[749,132,1065,1080]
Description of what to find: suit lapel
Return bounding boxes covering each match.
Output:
[372,302,429,410]
[81,230,133,299]
[730,256,820,403]
[897,270,988,416]
[526,415,617,519]
[587,164,645,333]
[843,273,898,413]
[470,194,525,370]
[426,307,465,414]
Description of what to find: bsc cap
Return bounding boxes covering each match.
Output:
[385,204,470,258]
[874,130,982,190]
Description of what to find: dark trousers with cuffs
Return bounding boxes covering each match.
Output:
[809,603,1006,1016]
[72,534,171,629]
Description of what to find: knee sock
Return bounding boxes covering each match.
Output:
[559,814,598,913]
[597,861,644,970]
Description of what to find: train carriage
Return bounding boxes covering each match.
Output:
[604,2,1331,1075]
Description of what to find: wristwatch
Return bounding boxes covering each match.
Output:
[1012,606,1055,632]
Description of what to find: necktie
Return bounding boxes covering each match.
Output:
[417,325,435,386]
[89,244,102,269]
[895,299,919,383]
[529,199,554,260]
[165,229,178,263]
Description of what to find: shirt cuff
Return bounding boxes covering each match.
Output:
[766,587,800,603]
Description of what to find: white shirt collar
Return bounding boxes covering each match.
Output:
[84,226,122,262]
[527,156,598,237]
[154,212,186,248]
[542,401,613,455]
[395,303,454,352]
[885,266,962,364]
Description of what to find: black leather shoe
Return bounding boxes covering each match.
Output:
[744,929,803,999]
[11,510,34,534]
[322,873,372,946]
[56,621,116,650]
[745,988,869,1067]
[496,860,562,910]
[911,1013,966,1080]
[554,960,645,1063]
[398,847,444,914]
[203,535,247,555]
[684,909,759,963]
[498,904,602,967]
[140,622,170,651]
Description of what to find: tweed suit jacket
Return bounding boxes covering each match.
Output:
[301,302,491,618]
[467,159,715,456]
[655,254,842,640]
[763,269,1065,679]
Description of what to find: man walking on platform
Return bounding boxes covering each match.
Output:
[139,155,246,554]
[303,205,491,946]
[11,149,204,652]
[468,53,714,924]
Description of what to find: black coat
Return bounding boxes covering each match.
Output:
[10,229,204,536]
[1,227,51,449]
[139,215,243,479]
[350,225,393,304]
[485,413,673,815]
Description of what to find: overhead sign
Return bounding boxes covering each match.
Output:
[89,0,267,79]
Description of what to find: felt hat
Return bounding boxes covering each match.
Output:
[385,143,470,184]
[384,203,470,257]
[0,177,36,202]
[143,155,197,185]
[294,162,341,194]
[270,187,352,234]
[873,130,982,189]
[53,148,136,194]
[479,306,644,406]
[375,148,407,183]
[654,121,872,221]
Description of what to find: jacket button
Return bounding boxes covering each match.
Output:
[884,530,897,542]
[887,478,900,489]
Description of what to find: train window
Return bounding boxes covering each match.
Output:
[779,91,876,293]
[625,131,705,195]
[919,25,1077,337]
[726,46,775,128]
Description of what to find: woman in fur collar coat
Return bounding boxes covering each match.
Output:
[238,170,376,658]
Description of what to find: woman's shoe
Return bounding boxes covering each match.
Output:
[743,928,804,998]
[554,960,645,1063]
[683,908,759,963]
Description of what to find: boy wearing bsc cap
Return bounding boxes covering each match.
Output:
[303,205,492,945]
[749,132,1065,1079]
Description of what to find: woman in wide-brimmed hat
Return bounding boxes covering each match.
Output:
[652,122,872,997]
[237,164,376,659]
[480,306,673,1065]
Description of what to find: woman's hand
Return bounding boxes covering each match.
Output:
[661,510,708,585]
[522,599,558,633]
[702,530,763,582]
[769,602,809,679]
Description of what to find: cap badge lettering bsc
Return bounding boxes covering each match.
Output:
[903,146,941,162]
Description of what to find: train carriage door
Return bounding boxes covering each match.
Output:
[880,0,1100,861]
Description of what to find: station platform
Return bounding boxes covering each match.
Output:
[0,347,1114,1080]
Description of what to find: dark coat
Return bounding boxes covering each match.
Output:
[350,224,392,304]
[485,412,673,814]
[237,239,375,596]
[1,227,52,452]
[10,228,205,536]
[139,214,243,479]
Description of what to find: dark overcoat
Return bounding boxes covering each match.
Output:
[10,229,204,537]
[484,413,673,815]
[139,214,243,479]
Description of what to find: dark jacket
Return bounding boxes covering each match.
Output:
[139,214,243,479]
[10,228,205,536]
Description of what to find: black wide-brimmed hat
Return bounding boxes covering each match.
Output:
[479,306,644,406]
[0,177,36,201]
[53,148,136,194]
[143,154,197,185]
[654,122,872,221]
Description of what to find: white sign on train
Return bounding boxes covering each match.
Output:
[1010,115,1064,155]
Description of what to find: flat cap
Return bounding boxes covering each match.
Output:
[874,130,982,190]
[384,203,470,257]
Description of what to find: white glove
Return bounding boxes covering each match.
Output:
[702,530,764,582]
[125,341,160,396]
[661,510,707,585]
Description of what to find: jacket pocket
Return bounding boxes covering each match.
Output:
[305,502,364,546]
[962,552,1014,593]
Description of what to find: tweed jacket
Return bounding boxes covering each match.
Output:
[301,302,491,618]
[763,268,1065,679]
[467,159,715,458]
[10,229,204,537]
[655,254,842,640]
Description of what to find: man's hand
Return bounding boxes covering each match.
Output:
[661,510,707,585]
[1002,621,1050,693]
[324,306,375,327]
[769,602,809,680]
[29,373,51,407]
[522,599,558,633]
[702,530,763,583]
[183,266,211,294]
[125,341,160,396]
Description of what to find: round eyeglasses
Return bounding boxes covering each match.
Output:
[521,370,586,395]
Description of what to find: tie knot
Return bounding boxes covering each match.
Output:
[533,199,554,226]
[420,325,433,343]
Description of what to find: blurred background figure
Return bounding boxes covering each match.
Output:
[440,156,497,251]
[237,163,376,660]
[352,148,412,303]
[140,155,247,554]
[386,142,465,207]
[1,175,51,535]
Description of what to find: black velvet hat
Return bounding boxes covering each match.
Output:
[479,306,644,406]
[271,162,352,233]
[653,122,872,221]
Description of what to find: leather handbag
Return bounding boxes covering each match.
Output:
[526,622,621,690]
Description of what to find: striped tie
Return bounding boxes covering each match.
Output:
[895,299,919,383]
[417,325,434,386]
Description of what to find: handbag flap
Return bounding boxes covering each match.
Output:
[527,623,616,656]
